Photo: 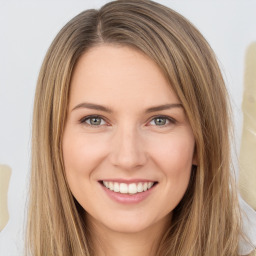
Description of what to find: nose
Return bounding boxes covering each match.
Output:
[109,125,147,170]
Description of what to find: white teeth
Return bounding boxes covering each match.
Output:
[109,182,114,191]
[113,182,119,192]
[102,181,155,194]
[103,181,109,188]
[137,182,143,192]
[120,183,128,193]
[147,182,153,189]
[128,183,137,194]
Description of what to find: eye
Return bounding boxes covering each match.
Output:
[149,116,176,126]
[80,115,107,126]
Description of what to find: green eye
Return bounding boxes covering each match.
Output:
[149,116,176,127]
[151,117,168,126]
[84,116,106,126]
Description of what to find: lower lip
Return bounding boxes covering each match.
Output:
[101,184,156,204]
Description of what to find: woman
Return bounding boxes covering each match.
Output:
[26,0,255,255]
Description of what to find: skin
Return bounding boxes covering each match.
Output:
[63,45,197,256]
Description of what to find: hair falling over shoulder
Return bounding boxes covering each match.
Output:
[26,1,245,255]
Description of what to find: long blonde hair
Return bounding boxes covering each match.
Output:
[27,1,243,255]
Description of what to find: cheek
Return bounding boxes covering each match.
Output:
[148,133,194,202]
[149,132,195,173]
[62,131,108,176]
[62,130,110,207]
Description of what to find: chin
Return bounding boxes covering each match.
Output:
[89,211,170,235]
[106,220,150,234]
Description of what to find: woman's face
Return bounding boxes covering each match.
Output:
[63,45,196,234]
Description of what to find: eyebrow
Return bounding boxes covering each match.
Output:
[145,103,183,113]
[71,102,183,113]
[72,102,112,113]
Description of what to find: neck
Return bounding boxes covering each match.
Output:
[87,215,170,256]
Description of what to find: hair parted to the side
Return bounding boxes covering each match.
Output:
[26,0,243,255]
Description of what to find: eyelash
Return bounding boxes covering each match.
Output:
[148,115,176,127]
[79,115,108,127]
[80,115,176,128]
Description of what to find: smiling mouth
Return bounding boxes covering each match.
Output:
[100,181,158,195]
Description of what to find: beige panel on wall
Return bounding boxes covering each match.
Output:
[0,164,11,231]
[239,42,256,210]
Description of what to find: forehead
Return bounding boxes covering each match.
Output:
[69,45,180,109]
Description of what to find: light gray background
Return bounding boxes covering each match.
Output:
[0,1,256,255]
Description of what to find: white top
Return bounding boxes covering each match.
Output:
[239,195,256,255]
